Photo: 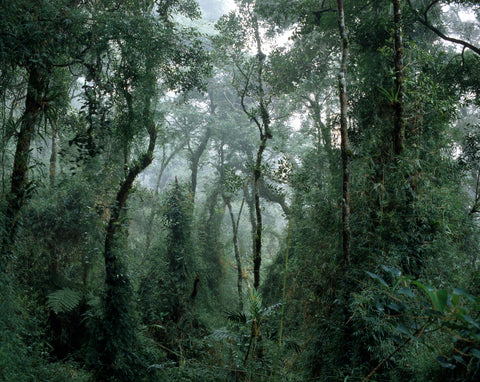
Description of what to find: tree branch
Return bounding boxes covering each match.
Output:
[407,0,480,56]
[362,325,426,382]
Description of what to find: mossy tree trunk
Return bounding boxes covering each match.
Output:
[239,13,272,291]
[99,122,156,379]
[2,65,47,264]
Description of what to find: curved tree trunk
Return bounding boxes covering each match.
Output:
[100,122,156,377]
[104,124,157,273]
[189,127,210,200]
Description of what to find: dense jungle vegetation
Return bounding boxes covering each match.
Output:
[1,0,480,381]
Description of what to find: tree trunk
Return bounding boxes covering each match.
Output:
[251,13,271,291]
[2,65,47,263]
[244,184,256,284]
[393,0,405,155]
[104,124,156,287]
[337,0,351,269]
[253,135,267,290]
[189,127,210,200]
[336,0,354,371]
[49,123,57,187]
[100,122,156,376]
[225,196,244,311]
[189,90,216,200]
[144,142,183,256]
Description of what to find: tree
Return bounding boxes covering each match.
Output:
[79,1,210,379]
[216,0,275,291]
[0,0,88,266]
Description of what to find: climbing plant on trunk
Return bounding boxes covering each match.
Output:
[216,0,273,291]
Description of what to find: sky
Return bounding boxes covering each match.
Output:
[197,0,236,21]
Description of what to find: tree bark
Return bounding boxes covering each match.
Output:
[105,139,156,279]
[105,124,157,275]
[101,122,156,375]
[188,90,215,200]
[337,0,351,269]
[244,184,257,277]
[393,0,406,155]
[225,196,245,311]
[49,123,57,187]
[336,0,354,371]
[189,127,210,200]
[251,13,271,291]
[253,135,267,290]
[2,65,47,263]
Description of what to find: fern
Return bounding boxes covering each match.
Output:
[224,310,248,324]
[210,328,240,343]
[47,288,82,314]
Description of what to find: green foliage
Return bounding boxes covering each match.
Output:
[89,252,143,382]
[207,289,290,380]
[47,288,83,315]
[361,267,480,381]
[0,275,31,381]
[163,180,194,290]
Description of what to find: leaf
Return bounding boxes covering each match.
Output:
[210,328,239,343]
[452,355,467,366]
[381,265,401,278]
[396,323,413,338]
[387,302,404,313]
[392,335,403,344]
[453,288,475,302]
[435,356,456,369]
[284,339,302,354]
[459,314,480,330]
[450,293,459,307]
[47,287,82,314]
[375,301,385,311]
[225,310,248,323]
[398,287,416,298]
[471,349,480,359]
[411,280,429,293]
[366,271,388,288]
[433,289,448,312]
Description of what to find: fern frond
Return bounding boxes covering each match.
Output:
[210,328,240,343]
[224,310,248,323]
[47,287,82,314]
[284,338,303,354]
[262,302,282,317]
